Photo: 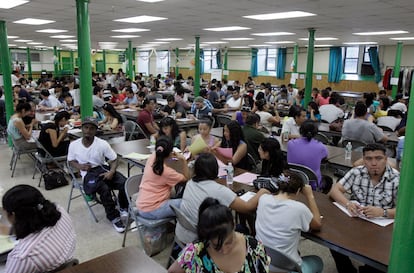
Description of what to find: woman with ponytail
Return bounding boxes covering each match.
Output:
[137,136,189,219]
[287,120,328,190]
[2,184,76,273]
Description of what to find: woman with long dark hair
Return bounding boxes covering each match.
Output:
[136,136,189,219]
[156,117,187,151]
[7,102,37,149]
[258,138,285,177]
[38,110,71,157]
[3,184,76,273]
[99,103,123,130]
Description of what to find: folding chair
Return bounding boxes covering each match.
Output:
[247,153,260,174]
[313,132,332,145]
[287,163,319,190]
[264,245,303,273]
[32,138,67,187]
[216,114,231,127]
[121,174,175,255]
[124,120,148,140]
[9,137,37,177]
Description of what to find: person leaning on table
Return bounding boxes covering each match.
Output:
[329,143,399,273]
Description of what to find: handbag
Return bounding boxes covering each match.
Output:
[83,166,109,194]
[253,176,279,193]
[43,169,69,190]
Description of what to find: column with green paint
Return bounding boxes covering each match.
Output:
[223,48,228,80]
[76,0,93,118]
[102,49,106,74]
[127,40,134,79]
[26,47,32,78]
[304,29,315,107]
[194,36,201,97]
[53,46,59,77]
[175,47,179,78]
[391,42,403,99]
[0,21,14,141]
[70,50,74,74]
[132,47,136,77]
[292,44,298,88]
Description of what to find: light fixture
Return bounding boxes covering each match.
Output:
[27,42,43,45]
[137,0,164,2]
[59,39,77,42]
[111,28,150,33]
[151,41,170,44]
[50,35,75,39]
[299,37,338,41]
[265,41,295,44]
[343,42,378,45]
[251,32,294,36]
[14,39,33,42]
[8,44,17,47]
[13,18,55,25]
[7,36,19,39]
[244,11,316,20]
[221,38,254,41]
[156,38,183,41]
[110,35,140,38]
[138,44,159,47]
[230,46,250,49]
[248,44,271,47]
[353,30,408,35]
[204,41,228,44]
[114,15,167,24]
[36,29,68,33]
[204,26,250,32]
[390,37,414,40]
[0,0,28,9]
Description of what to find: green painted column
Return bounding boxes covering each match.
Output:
[175,47,179,78]
[132,47,136,77]
[102,49,106,74]
[391,42,403,99]
[194,36,201,97]
[292,44,298,88]
[53,46,59,77]
[58,49,61,72]
[0,21,14,145]
[69,50,74,74]
[389,70,414,272]
[304,28,315,107]
[127,40,133,79]
[26,47,32,78]
[76,0,93,118]
[223,48,228,80]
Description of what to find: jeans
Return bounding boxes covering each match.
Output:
[139,199,182,220]
[301,255,324,273]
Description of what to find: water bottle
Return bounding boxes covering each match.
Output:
[345,142,352,160]
[171,109,176,119]
[226,162,234,186]
[150,135,156,152]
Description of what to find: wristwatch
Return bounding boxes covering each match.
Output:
[383,208,388,218]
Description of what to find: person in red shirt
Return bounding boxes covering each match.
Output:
[137,97,159,137]
[110,87,125,105]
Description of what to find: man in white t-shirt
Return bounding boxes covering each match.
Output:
[281,105,306,139]
[106,67,116,88]
[319,96,344,123]
[225,89,243,111]
[67,117,128,233]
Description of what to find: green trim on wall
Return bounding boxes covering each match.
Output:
[341,74,376,81]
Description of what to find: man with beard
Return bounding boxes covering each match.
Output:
[329,143,399,273]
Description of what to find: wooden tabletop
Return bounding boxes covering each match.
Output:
[57,246,167,273]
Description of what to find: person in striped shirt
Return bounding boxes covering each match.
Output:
[3,184,76,273]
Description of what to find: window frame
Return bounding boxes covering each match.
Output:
[343,46,360,74]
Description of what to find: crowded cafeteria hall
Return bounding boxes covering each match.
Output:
[1,0,414,272]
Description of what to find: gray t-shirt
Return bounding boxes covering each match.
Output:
[175,179,237,243]
[255,194,312,266]
[342,118,385,144]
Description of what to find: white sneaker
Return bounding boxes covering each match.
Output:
[119,209,129,219]
[112,218,126,233]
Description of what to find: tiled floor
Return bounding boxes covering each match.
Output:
[0,142,344,273]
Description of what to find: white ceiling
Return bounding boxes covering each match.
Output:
[2,0,414,51]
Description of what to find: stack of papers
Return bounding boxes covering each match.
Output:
[188,137,208,156]
[333,202,394,227]
[233,172,258,186]
[123,153,151,161]
[216,147,233,159]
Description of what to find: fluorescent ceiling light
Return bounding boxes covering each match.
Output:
[14,39,33,42]
[111,35,140,38]
[137,0,164,2]
[114,15,167,24]
[299,37,338,41]
[14,18,55,25]
[111,28,150,33]
[343,42,377,45]
[204,26,250,32]
[265,41,295,44]
[251,32,294,36]
[7,36,19,39]
[138,44,159,47]
[59,39,77,42]
[99,42,118,44]
[27,42,43,45]
[0,0,28,9]
[156,38,183,41]
[204,41,228,44]
[390,37,414,40]
[36,29,68,33]
[249,44,271,47]
[230,46,250,49]
[221,38,254,41]
[8,44,17,47]
[18,46,27,49]
[50,35,75,38]
[244,11,316,20]
[33,45,47,48]
[353,30,408,35]
[151,41,170,44]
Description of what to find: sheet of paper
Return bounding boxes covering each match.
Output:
[0,235,16,254]
[239,191,256,202]
[68,128,82,134]
[333,202,394,227]
[188,136,208,156]
[233,172,258,185]
[216,147,233,159]
[123,152,151,161]
[176,118,193,122]
[216,158,228,177]
[121,108,136,112]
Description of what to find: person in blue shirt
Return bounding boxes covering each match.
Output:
[306,101,321,122]
[123,87,138,106]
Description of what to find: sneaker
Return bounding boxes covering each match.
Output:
[119,209,129,219]
[112,218,126,233]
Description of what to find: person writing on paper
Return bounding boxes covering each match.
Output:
[176,153,269,244]
[155,117,187,152]
[137,136,190,219]
[168,198,270,273]
[255,171,323,273]
[7,102,37,150]
[99,103,123,130]
[190,119,219,151]
[38,110,71,157]
[212,120,249,170]
[329,143,399,273]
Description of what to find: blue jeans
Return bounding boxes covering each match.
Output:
[139,199,182,220]
[301,255,323,273]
